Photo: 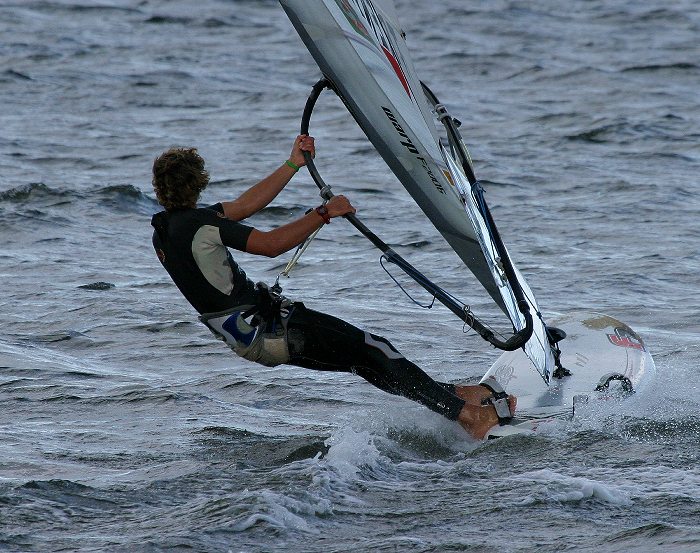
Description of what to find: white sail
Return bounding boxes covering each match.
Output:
[440,145,555,380]
[280,0,555,382]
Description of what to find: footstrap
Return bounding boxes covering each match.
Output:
[480,378,513,425]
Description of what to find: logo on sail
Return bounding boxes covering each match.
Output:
[334,0,372,41]
[334,0,413,98]
[383,106,445,195]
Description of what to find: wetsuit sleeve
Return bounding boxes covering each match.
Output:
[199,205,254,252]
[218,219,254,252]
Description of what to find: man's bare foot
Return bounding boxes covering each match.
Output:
[453,384,494,405]
[456,395,517,440]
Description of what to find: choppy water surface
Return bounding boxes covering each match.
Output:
[1,1,699,551]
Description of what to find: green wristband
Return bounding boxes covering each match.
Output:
[285,159,300,172]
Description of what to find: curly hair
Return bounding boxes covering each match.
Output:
[152,147,210,211]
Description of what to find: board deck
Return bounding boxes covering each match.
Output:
[481,311,656,438]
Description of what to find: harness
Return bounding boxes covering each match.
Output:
[199,282,294,367]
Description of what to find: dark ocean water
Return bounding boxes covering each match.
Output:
[1,1,699,552]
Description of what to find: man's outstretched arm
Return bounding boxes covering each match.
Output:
[245,195,355,258]
[220,135,315,221]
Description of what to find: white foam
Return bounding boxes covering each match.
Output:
[568,363,700,441]
[304,408,459,506]
[512,468,633,506]
[322,427,383,478]
[231,488,332,534]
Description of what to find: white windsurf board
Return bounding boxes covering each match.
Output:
[482,311,656,439]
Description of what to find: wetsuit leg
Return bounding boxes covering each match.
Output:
[285,303,465,420]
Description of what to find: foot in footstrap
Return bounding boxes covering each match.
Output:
[480,378,514,426]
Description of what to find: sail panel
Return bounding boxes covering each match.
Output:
[280,0,504,301]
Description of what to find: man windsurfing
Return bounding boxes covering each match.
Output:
[150,135,515,439]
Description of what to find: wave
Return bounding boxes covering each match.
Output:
[564,119,682,144]
[510,467,633,506]
[142,14,246,29]
[0,182,78,203]
[193,426,330,466]
[0,182,160,218]
[78,282,116,291]
[90,384,180,404]
[95,184,160,214]
[621,62,698,73]
[632,8,696,24]
[230,488,332,535]
[602,523,700,553]
[144,15,193,25]
[620,416,700,443]
[24,3,140,15]
[0,69,32,82]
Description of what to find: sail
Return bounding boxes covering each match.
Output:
[440,144,555,380]
[280,0,555,381]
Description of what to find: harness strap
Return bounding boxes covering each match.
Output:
[242,305,259,319]
[199,287,294,368]
[252,282,285,327]
[479,377,513,425]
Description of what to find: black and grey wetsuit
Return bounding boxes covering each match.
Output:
[151,203,258,314]
[151,204,466,421]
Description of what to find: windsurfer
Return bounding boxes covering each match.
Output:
[150,135,515,439]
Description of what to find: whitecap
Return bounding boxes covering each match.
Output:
[231,488,332,534]
[511,468,633,506]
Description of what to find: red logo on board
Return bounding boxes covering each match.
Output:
[607,328,645,351]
